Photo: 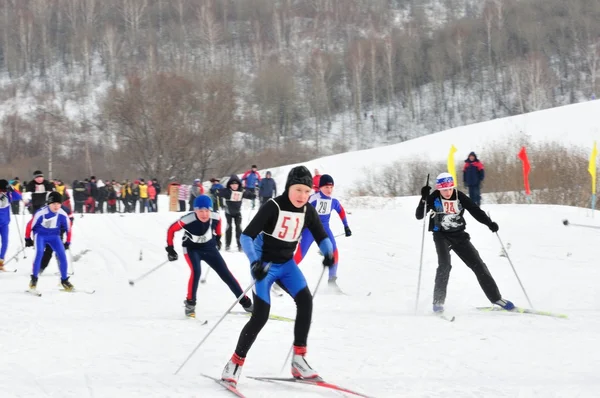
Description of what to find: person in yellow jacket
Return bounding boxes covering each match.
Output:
[121,182,132,213]
[138,179,149,213]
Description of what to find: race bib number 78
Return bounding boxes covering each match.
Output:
[273,211,305,242]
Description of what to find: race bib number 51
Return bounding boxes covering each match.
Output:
[273,211,305,242]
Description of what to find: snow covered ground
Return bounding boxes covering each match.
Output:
[0,194,599,397]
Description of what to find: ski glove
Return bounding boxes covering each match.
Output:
[420,185,431,199]
[64,242,70,250]
[322,253,334,267]
[344,226,352,237]
[166,245,178,261]
[25,238,34,247]
[489,222,499,233]
[215,235,222,251]
[251,260,271,281]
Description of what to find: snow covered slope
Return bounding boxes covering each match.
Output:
[0,197,598,397]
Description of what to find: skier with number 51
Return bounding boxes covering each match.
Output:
[416,172,515,313]
[221,166,334,386]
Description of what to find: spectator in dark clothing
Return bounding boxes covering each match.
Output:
[25,170,55,213]
[209,178,224,211]
[463,152,485,206]
[258,171,277,207]
[72,180,87,213]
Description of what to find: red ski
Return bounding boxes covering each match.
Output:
[248,376,375,398]
[200,373,247,397]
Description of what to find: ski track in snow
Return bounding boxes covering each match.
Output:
[1,197,599,397]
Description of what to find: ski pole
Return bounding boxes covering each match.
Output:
[200,267,210,284]
[128,259,169,286]
[562,219,600,230]
[4,247,26,266]
[68,248,75,276]
[415,174,430,314]
[21,204,27,259]
[487,212,534,308]
[13,211,25,255]
[494,231,533,308]
[280,266,327,374]
[174,280,257,375]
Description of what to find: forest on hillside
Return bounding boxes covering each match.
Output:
[0,0,598,183]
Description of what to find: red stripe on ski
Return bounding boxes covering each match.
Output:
[200,373,247,397]
[248,376,375,398]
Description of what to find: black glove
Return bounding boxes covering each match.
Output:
[489,222,499,233]
[25,238,34,247]
[215,236,222,251]
[165,245,178,261]
[322,253,334,267]
[64,242,70,250]
[420,185,431,198]
[344,226,352,237]
[251,260,271,281]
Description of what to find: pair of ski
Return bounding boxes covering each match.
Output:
[25,288,96,297]
[434,306,568,321]
[202,373,374,398]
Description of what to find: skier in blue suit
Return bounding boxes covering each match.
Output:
[0,179,22,269]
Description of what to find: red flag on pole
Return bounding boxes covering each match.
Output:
[517,146,531,195]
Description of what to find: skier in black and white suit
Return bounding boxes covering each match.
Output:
[416,172,515,313]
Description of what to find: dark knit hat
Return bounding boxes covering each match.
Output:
[319,174,334,187]
[0,179,8,191]
[33,170,43,178]
[285,166,313,191]
[47,191,63,204]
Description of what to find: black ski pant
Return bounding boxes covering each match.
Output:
[182,245,244,303]
[235,286,312,358]
[11,201,20,215]
[432,231,501,304]
[225,213,242,248]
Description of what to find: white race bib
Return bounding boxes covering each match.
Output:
[272,211,305,242]
[441,199,459,214]
[230,191,243,202]
[315,198,332,215]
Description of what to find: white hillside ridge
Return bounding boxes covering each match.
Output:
[250,100,600,198]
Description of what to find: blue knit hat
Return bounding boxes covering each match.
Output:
[193,195,213,210]
[319,174,334,187]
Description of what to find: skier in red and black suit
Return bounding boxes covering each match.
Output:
[166,195,253,318]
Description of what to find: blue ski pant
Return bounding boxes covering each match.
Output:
[33,234,68,279]
[0,223,8,260]
[294,225,339,278]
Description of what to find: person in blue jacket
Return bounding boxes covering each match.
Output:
[463,152,485,205]
[0,179,22,270]
[257,171,277,207]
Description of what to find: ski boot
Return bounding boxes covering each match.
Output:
[291,346,320,380]
[184,299,196,318]
[0,258,4,271]
[222,353,245,386]
[225,245,231,252]
[327,276,343,294]
[29,275,38,290]
[495,298,515,310]
[239,296,253,313]
[61,277,74,291]
[433,301,444,313]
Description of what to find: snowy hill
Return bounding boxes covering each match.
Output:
[0,195,599,397]
[253,100,600,198]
